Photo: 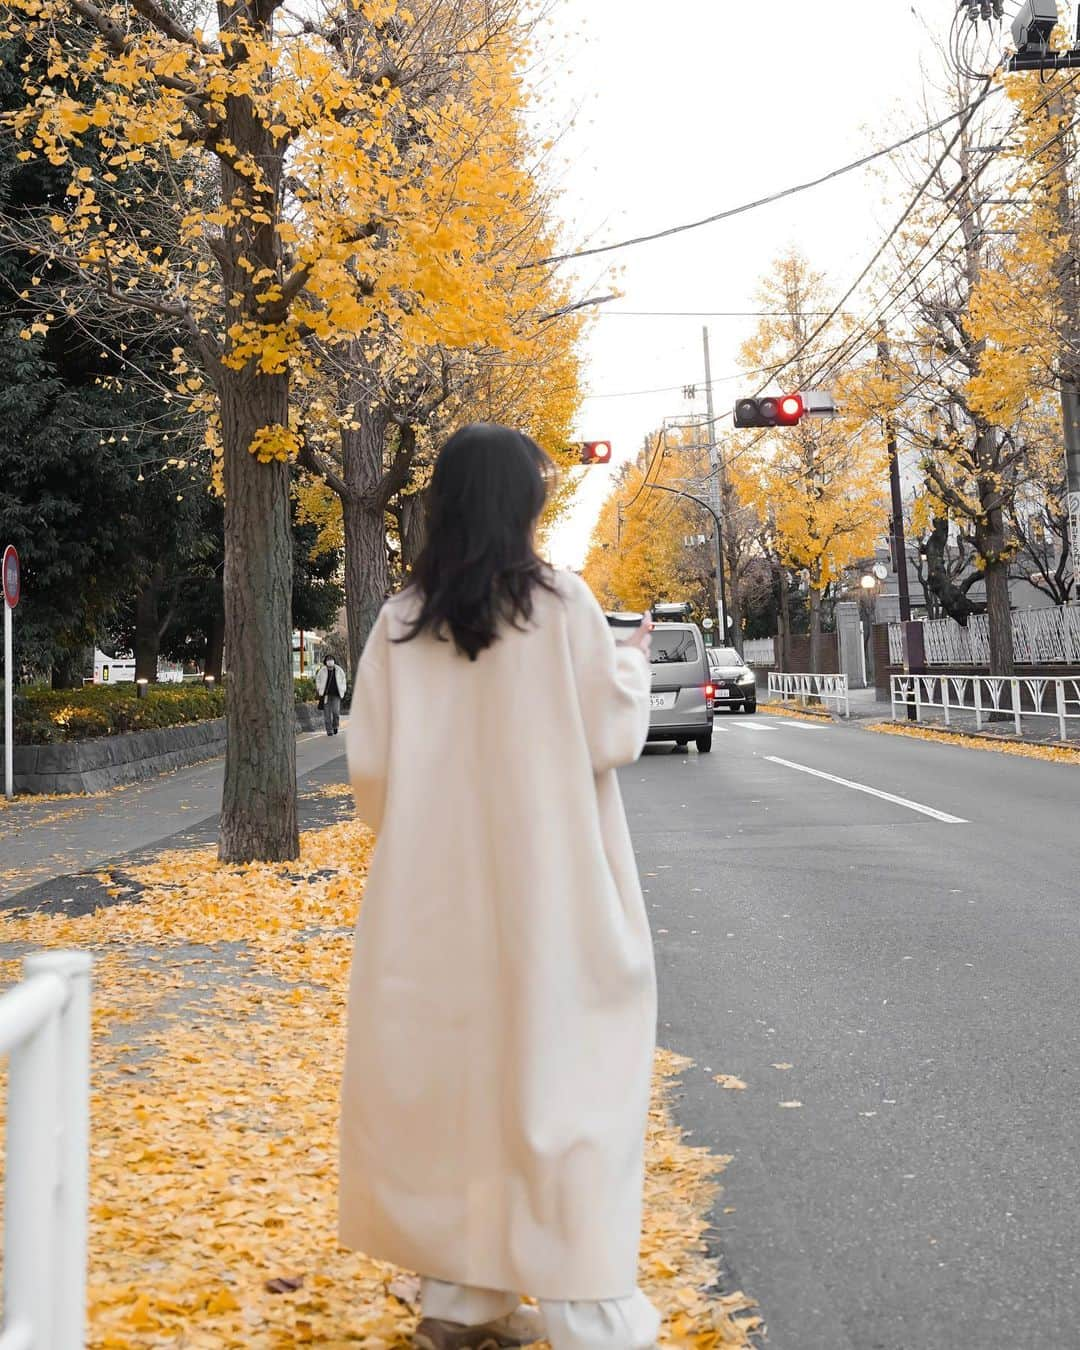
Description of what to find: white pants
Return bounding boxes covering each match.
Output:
[421,1278,660,1350]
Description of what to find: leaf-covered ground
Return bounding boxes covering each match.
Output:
[2,812,759,1348]
[868,719,1080,763]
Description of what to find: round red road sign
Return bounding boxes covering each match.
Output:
[3,546,20,608]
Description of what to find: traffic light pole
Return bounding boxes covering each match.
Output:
[638,484,725,606]
[701,328,732,642]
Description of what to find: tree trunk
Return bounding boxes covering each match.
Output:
[212,24,298,863]
[984,560,1015,678]
[777,567,792,672]
[341,405,392,676]
[133,580,160,683]
[398,491,428,574]
[205,604,226,682]
[218,371,298,863]
[343,499,390,681]
[809,587,824,674]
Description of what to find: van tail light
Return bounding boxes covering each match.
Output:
[704,683,715,701]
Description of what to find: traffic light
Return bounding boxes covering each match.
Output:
[580,440,612,464]
[733,393,805,428]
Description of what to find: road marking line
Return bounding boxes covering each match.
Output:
[764,755,968,823]
[727,721,776,732]
[765,720,827,732]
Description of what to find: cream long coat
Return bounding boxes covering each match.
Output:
[339,571,656,1301]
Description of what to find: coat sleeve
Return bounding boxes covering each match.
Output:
[564,576,651,774]
[345,609,390,832]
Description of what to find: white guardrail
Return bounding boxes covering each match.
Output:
[1,951,92,1350]
[768,671,851,717]
[891,673,1080,738]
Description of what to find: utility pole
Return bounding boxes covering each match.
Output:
[1048,90,1080,598]
[701,327,732,643]
[877,329,913,623]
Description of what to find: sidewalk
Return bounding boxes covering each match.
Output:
[0,758,759,1348]
[1,725,352,906]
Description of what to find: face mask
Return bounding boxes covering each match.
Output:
[326,660,335,668]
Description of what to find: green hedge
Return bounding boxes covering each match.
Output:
[14,679,318,745]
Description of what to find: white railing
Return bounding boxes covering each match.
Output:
[742,637,777,667]
[888,606,1080,668]
[768,671,850,717]
[891,673,1080,738]
[1,952,92,1350]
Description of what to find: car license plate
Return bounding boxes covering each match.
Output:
[715,688,730,698]
[650,693,676,710]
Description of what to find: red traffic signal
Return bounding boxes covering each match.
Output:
[733,393,805,428]
[580,440,613,464]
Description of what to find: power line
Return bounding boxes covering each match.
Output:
[526,88,1005,270]
[580,361,777,402]
[619,431,666,514]
[747,74,1000,402]
[596,310,835,319]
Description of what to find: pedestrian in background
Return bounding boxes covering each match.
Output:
[315,654,347,736]
[339,423,659,1350]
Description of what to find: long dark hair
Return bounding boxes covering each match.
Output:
[398,424,557,661]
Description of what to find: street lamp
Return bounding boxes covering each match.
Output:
[860,574,877,591]
[136,678,148,699]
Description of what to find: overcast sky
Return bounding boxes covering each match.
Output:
[538,0,1007,568]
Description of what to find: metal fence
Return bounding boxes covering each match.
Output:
[768,671,850,717]
[891,673,1080,738]
[742,637,777,667]
[888,606,1080,668]
[1,951,92,1350]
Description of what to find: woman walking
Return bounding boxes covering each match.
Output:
[340,424,660,1350]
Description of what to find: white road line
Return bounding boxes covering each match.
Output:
[766,720,828,732]
[764,755,968,824]
[727,721,777,732]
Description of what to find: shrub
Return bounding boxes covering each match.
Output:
[14,678,317,744]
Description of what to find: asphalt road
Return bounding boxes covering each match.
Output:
[622,713,1080,1350]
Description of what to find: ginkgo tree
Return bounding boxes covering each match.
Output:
[290,18,587,674]
[2,0,567,861]
[736,251,886,672]
[583,431,718,618]
[860,69,1073,675]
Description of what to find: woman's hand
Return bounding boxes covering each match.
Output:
[621,612,653,659]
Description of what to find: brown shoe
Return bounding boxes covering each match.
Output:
[413,1305,543,1350]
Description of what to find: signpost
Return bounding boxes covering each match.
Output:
[3,545,20,799]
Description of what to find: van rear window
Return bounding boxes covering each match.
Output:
[651,630,697,664]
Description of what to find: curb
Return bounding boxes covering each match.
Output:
[13,706,324,795]
[864,719,1080,763]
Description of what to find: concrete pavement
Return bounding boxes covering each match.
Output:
[624,710,1080,1350]
[0,727,350,905]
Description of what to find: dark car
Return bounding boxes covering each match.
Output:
[706,646,758,713]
